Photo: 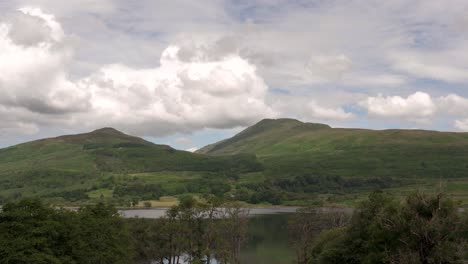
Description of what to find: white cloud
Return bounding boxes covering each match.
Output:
[17,7,64,41]
[185,147,199,152]
[269,94,355,124]
[362,91,468,129]
[439,94,468,131]
[81,45,275,136]
[307,102,354,120]
[437,94,468,116]
[4,1,468,140]
[0,7,88,117]
[0,8,275,136]
[455,119,468,131]
[361,92,436,120]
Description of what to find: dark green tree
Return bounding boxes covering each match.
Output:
[309,191,468,264]
[0,199,70,263]
[0,199,132,264]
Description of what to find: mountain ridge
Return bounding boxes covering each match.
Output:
[1,121,468,206]
[198,118,332,154]
[198,118,468,155]
[0,127,262,204]
[194,118,468,205]
[198,118,468,181]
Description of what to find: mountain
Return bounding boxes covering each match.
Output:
[199,118,468,204]
[198,118,468,178]
[0,128,261,204]
[198,118,331,155]
[2,120,468,206]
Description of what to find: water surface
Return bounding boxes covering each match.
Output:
[121,207,298,264]
[119,207,300,218]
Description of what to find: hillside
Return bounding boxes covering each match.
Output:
[199,118,331,155]
[198,118,468,178]
[2,120,468,207]
[199,118,468,205]
[0,128,262,205]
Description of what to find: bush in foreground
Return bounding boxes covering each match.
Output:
[310,191,468,264]
[0,199,131,264]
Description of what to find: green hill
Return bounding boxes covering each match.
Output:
[0,128,261,205]
[2,120,468,207]
[199,118,468,205]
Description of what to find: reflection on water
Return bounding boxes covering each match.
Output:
[119,207,300,219]
[240,213,295,264]
[121,208,298,264]
[120,208,168,218]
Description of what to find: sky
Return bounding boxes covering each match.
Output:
[1,0,468,150]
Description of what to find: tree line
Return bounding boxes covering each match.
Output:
[0,191,466,264]
[129,195,250,264]
[288,191,468,264]
[0,195,249,264]
[0,199,130,264]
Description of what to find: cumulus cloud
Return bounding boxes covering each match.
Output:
[361,92,436,120]
[269,94,354,124]
[362,91,468,129]
[307,102,354,120]
[438,95,468,131]
[0,7,275,136]
[455,119,468,131]
[437,94,468,116]
[4,1,468,141]
[81,45,275,135]
[0,7,88,116]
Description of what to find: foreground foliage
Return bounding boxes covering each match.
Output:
[0,196,249,264]
[0,199,131,264]
[0,192,466,264]
[308,191,468,264]
[129,195,250,264]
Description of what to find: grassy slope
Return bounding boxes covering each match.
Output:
[199,118,468,204]
[3,119,468,206]
[199,118,468,177]
[0,128,261,203]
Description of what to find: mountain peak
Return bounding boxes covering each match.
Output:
[55,127,147,146]
[254,118,331,130]
[258,118,302,124]
[197,118,331,154]
[90,127,124,135]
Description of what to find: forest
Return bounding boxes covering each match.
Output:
[0,195,250,264]
[0,191,467,264]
